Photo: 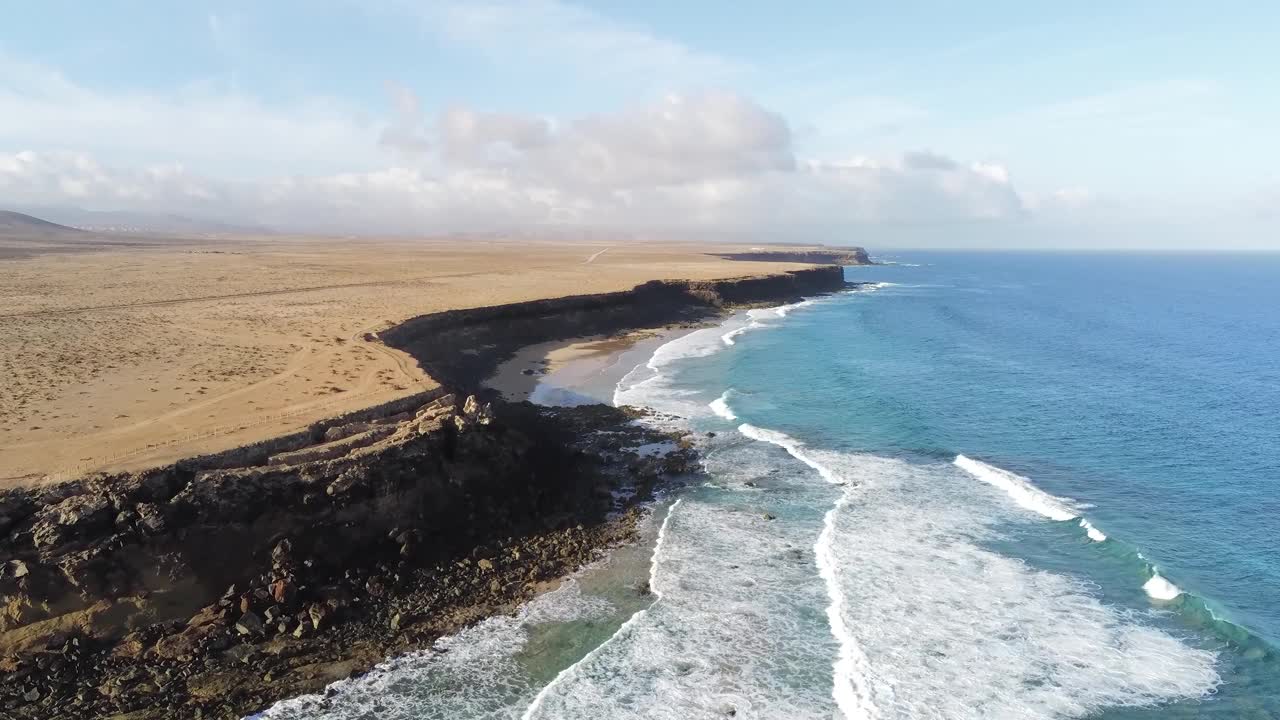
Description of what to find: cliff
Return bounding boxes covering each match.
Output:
[382,265,848,390]
[712,248,873,266]
[0,265,849,718]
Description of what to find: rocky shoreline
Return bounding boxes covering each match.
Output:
[0,266,851,719]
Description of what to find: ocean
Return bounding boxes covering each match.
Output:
[258,252,1280,719]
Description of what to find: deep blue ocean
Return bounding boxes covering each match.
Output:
[260,252,1280,720]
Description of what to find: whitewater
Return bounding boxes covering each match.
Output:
[252,261,1277,719]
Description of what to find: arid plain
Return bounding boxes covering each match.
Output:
[0,227,800,485]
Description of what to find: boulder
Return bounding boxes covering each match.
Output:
[269,578,296,605]
[134,503,167,535]
[307,603,331,631]
[270,538,293,566]
[30,494,113,548]
[2,559,28,579]
[326,469,363,497]
[461,395,495,426]
[234,611,264,637]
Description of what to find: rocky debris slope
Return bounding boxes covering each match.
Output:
[712,248,873,266]
[0,396,696,718]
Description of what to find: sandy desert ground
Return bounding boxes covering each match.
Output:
[0,232,801,485]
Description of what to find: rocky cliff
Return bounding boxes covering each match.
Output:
[712,248,873,266]
[0,265,849,719]
[382,265,848,390]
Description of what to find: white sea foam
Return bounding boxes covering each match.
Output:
[772,299,814,317]
[255,577,615,720]
[1144,572,1184,601]
[522,499,682,719]
[798,450,1218,718]
[738,423,840,484]
[953,454,1079,522]
[521,443,840,719]
[613,326,728,417]
[850,281,897,294]
[953,456,1120,547]
[709,390,738,420]
[738,424,878,719]
[1080,518,1108,542]
[720,323,759,346]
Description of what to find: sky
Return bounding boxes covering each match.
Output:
[1,0,1278,248]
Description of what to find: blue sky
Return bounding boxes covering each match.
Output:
[2,1,1277,246]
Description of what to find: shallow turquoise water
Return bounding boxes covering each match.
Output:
[259,252,1280,719]
[712,252,1280,717]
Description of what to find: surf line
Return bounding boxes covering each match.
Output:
[953,455,1189,601]
[737,424,879,720]
[520,498,683,719]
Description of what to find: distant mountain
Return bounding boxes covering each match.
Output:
[10,206,272,236]
[0,210,85,236]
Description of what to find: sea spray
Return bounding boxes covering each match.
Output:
[1144,571,1184,601]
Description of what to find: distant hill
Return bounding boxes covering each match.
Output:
[12,206,271,236]
[0,210,85,236]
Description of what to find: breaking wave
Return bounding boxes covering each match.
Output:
[735,437,1221,718]
[709,390,738,420]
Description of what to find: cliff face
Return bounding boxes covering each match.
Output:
[0,395,690,717]
[712,248,873,266]
[382,265,848,390]
[0,265,848,718]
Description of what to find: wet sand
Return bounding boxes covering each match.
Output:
[485,328,694,407]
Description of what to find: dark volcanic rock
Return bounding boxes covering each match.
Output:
[30,494,113,549]
[0,268,850,719]
[381,266,848,391]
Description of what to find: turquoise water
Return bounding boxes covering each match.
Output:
[260,252,1280,719]
[711,253,1280,717]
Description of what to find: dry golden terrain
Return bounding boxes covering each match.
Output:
[0,233,801,485]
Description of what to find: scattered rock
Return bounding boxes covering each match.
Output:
[325,469,362,497]
[234,611,264,637]
[3,559,28,579]
[135,503,167,535]
[269,578,296,605]
[30,494,113,548]
[307,603,331,632]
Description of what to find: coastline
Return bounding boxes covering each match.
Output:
[485,328,693,405]
[0,266,851,718]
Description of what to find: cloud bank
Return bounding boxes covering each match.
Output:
[1,70,1029,238]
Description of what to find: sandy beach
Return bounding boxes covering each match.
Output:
[484,328,692,406]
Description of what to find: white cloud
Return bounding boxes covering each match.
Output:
[1,90,1036,237]
[0,54,376,179]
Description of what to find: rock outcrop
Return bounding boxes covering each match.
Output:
[0,394,691,718]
